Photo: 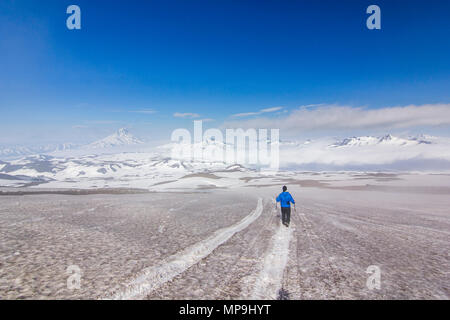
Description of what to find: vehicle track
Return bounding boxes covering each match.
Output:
[248,218,293,299]
[293,206,347,299]
[103,198,263,299]
[143,198,276,299]
[213,199,278,299]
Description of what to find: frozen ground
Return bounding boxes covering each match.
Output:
[0,172,449,299]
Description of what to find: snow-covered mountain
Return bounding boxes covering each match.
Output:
[330,134,432,148]
[87,128,144,149]
[0,143,78,159]
[0,128,144,159]
[277,134,450,170]
[1,133,450,189]
[0,151,249,188]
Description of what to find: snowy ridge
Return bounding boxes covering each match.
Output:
[0,143,77,158]
[280,134,450,170]
[0,128,143,158]
[330,134,432,148]
[87,128,144,149]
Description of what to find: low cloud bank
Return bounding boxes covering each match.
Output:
[224,104,450,134]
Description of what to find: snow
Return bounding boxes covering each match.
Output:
[0,179,24,187]
[248,219,294,299]
[87,128,144,149]
[0,128,143,159]
[1,130,450,300]
[0,176,449,299]
[2,130,450,175]
[280,135,450,169]
[0,134,450,190]
[330,134,431,147]
[105,198,263,300]
[0,143,78,159]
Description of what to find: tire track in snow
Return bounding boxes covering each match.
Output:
[246,219,294,300]
[213,199,277,298]
[104,198,263,300]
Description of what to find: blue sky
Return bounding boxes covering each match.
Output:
[0,0,449,144]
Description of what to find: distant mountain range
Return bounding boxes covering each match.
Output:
[330,134,433,148]
[278,134,450,171]
[0,143,79,159]
[1,132,450,178]
[0,128,144,159]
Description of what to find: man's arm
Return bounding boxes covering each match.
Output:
[275,195,280,209]
[289,193,295,204]
[289,193,296,211]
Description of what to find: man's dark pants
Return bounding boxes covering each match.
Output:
[281,207,291,225]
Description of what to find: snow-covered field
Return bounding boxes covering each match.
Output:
[0,172,449,299]
[0,129,449,299]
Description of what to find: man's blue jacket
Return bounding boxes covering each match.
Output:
[276,192,295,208]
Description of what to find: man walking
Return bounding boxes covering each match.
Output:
[276,186,295,227]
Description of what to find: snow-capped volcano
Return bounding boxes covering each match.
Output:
[87,128,144,149]
[0,129,145,159]
[330,134,432,148]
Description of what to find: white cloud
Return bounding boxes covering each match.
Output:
[174,112,200,118]
[130,109,157,114]
[86,120,120,125]
[278,135,450,169]
[260,106,284,113]
[224,103,450,133]
[232,106,283,117]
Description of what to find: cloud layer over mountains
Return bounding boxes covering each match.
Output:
[223,103,450,135]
